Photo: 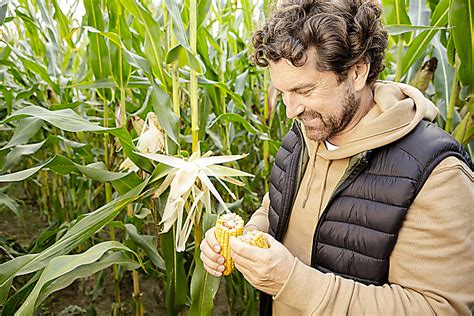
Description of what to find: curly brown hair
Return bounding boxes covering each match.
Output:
[251,0,388,85]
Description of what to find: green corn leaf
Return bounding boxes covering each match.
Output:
[35,252,139,309]
[5,45,60,94]
[385,24,448,36]
[197,0,212,27]
[0,3,7,26]
[17,241,139,315]
[165,0,189,48]
[165,44,205,74]
[209,113,263,136]
[0,154,128,183]
[161,227,187,315]
[0,191,20,217]
[0,254,37,305]
[432,36,455,120]
[383,0,412,42]
[84,0,111,100]
[446,33,456,66]
[408,0,430,30]
[163,0,205,74]
[450,0,474,92]
[190,212,220,316]
[1,139,48,172]
[3,117,43,149]
[1,271,40,316]
[36,0,59,48]
[1,106,154,173]
[111,172,143,195]
[0,180,147,305]
[1,135,89,172]
[401,0,450,76]
[120,0,167,86]
[2,105,105,132]
[0,86,13,115]
[196,75,246,112]
[107,1,132,89]
[68,77,150,89]
[83,26,152,74]
[165,44,186,65]
[151,83,180,145]
[125,223,166,271]
[454,113,474,145]
[51,0,73,47]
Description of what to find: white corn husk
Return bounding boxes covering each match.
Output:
[119,112,165,172]
[137,150,253,251]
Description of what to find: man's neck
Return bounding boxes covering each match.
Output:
[328,85,375,146]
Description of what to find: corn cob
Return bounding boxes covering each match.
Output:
[214,213,244,276]
[238,230,269,249]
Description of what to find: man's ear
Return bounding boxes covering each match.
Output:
[349,63,370,92]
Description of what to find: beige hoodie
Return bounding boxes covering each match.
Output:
[245,81,474,315]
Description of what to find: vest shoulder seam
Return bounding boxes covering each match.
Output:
[393,143,423,167]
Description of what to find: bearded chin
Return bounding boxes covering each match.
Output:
[302,91,359,143]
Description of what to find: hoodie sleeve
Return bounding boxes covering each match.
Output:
[244,192,270,233]
[273,156,474,315]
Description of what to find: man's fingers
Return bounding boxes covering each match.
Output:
[200,251,225,276]
[229,236,267,260]
[199,233,226,277]
[199,250,220,270]
[234,260,254,282]
[204,227,221,252]
[231,248,255,269]
[202,262,223,277]
[200,237,225,265]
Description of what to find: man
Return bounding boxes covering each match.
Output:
[200,0,474,314]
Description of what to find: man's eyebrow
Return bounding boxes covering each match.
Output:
[275,83,315,93]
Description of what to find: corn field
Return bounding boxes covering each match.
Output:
[0,0,472,314]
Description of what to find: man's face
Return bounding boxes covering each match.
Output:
[269,51,360,143]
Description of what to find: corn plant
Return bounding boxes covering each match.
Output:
[0,0,472,315]
[382,0,473,154]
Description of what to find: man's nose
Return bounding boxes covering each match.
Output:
[283,94,304,119]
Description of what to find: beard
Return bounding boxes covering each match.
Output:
[299,85,359,143]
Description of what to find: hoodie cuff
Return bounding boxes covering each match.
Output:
[272,257,330,313]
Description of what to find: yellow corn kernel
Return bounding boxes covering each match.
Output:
[214,213,244,276]
[238,230,269,249]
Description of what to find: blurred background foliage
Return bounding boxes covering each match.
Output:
[0,0,472,314]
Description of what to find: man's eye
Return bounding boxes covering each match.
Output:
[298,89,312,96]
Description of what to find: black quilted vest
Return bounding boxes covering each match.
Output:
[260,120,473,315]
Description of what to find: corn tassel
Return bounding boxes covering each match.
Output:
[238,230,269,249]
[214,213,244,276]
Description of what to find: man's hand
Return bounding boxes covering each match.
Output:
[229,233,295,296]
[200,227,226,277]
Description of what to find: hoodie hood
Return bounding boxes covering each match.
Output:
[300,81,439,160]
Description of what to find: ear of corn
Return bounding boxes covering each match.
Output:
[214,213,244,276]
[238,230,269,249]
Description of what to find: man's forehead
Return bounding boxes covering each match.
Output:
[269,58,324,91]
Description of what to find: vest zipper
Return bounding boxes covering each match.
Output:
[310,150,372,266]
